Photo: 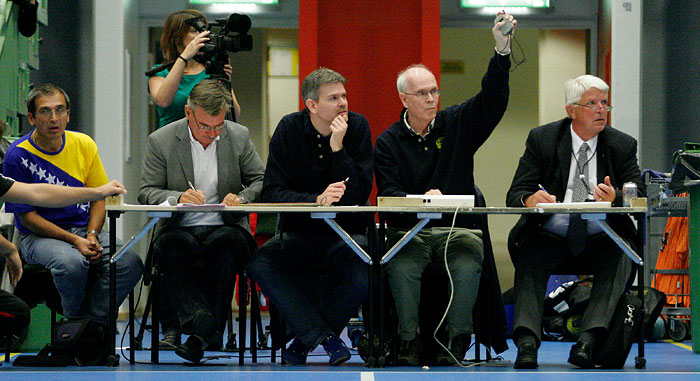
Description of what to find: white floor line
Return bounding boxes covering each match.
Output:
[360,371,375,381]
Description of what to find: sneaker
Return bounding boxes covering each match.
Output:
[396,337,420,366]
[175,335,204,364]
[436,334,471,365]
[282,338,309,365]
[322,334,351,365]
[159,327,181,350]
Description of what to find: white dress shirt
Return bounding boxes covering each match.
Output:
[178,127,224,227]
[543,124,603,236]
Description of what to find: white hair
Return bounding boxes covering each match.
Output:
[564,75,609,104]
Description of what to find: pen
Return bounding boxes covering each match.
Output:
[343,177,350,184]
[187,180,196,191]
[538,184,548,193]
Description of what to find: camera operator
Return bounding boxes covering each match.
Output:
[148,9,241,129]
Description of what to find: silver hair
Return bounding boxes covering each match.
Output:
[564,75,609,104]
[396,64,431,93]
[301,67,346,103]
[187,79,232,116]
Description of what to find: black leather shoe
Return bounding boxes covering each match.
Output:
[568,340,595,369]
[436,334,471,365]
[396,337,420,366]
[159,328,181,350]
[513,342,538,369]
[175,335,204,364]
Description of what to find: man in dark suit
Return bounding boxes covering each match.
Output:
[506,75,643,369]
[138,79,265,363]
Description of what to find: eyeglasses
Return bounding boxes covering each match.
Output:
[403,89,441,99]
[36,107,69,118]
[572,102,613,112]
[190,111,225,132]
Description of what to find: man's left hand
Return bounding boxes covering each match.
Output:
[594,176,616,202]
[492,12,516,54]
[329,114,348,152]
[85,232,104,264]
[222,193,243,206]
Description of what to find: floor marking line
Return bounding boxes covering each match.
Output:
[360,371,375,381]
[664,339,693,351]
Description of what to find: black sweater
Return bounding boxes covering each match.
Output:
[375,53,510,228]
[262,109,374,233]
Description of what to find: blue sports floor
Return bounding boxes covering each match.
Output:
[1,318,700,380]
[0,316,700,381]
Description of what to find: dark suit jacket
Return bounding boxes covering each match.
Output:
[138,118,265,243]
[506,118,644,259]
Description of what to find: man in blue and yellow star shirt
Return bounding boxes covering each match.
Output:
[3,84,143,323]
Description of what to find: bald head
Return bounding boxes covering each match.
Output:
[397,64,440,133]
[397,64,435,94]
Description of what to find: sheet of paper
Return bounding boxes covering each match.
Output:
[536,201,612,209]
[176,203,226,208]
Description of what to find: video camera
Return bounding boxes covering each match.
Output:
[185,13,253,80]
[144,13,252,80]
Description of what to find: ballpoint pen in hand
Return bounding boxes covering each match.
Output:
[187,180,196,191]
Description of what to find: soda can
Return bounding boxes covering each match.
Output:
[622,182,637,207]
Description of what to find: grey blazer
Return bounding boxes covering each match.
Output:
[138,118,265,240]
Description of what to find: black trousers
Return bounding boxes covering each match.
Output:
[512,231,632,345]
[154,225,251,342]
[0,289,30,336]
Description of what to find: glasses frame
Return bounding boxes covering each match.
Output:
[190,110,225,132]
[35,107,69,118]
[572,103,613,112]
[403,89,441,99]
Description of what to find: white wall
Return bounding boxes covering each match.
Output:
[538,30,587,125]
[611,0,641,147]
[93,0,126,198]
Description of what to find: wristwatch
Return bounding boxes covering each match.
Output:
[86,230,99,236]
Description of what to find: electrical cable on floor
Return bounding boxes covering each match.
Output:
[431,202,488,368]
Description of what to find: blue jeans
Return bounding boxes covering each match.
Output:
[20,227,144,323]
[248,232,369,349]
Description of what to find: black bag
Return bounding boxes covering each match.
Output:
[594,287,666,369]
[13,318,111,367]
[594,293,642,369]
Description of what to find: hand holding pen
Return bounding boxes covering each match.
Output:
[179,180,206,204]
[316,177,349,205]
[523,183,557,207]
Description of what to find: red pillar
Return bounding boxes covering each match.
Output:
[299,0,441,203]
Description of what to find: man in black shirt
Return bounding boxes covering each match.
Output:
[374,13,515,365]
[248,68,373,366]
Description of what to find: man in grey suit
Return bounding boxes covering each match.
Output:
[138,79,265,363]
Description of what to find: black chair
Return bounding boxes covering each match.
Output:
[12,263,63,352]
